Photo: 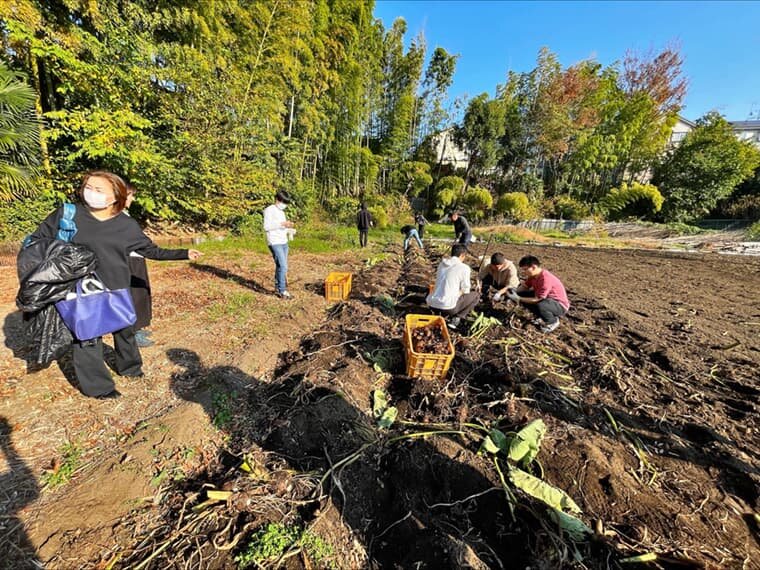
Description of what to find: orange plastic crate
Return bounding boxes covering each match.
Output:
[325,272,352,302]
[403,314,455,380]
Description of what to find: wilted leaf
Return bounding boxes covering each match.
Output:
[378,407,397,429]
[207,490,232,501]
[373,390,388,419]
[620,552,658,563]
[509,468,581,513]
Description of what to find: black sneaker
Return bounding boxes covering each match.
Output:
[95,389,121,400]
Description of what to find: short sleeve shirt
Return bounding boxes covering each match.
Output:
[525,269,570,310]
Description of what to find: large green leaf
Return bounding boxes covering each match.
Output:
[507,419,546,465]
[480,428,508,454]
[509,468,581,513]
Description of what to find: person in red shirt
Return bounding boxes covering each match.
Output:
[506,255,569,333]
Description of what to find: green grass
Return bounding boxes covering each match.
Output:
[211,389,235,430]
[206,291,257,324]
[42,442,82,489]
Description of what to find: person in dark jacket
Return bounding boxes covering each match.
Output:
[124,185,154,348]
[30,171,202,399]
[449,211,472,244]
[414,212,428,239]
[356,203,372,248]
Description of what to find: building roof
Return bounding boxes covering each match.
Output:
[729,120,760,130]
[677,115,696,127]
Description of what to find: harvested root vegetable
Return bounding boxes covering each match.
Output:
[411,322,450,354]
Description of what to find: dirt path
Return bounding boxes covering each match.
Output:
[1,241,759,569]
[0,247,366,567]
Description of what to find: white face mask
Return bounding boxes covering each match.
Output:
[276,202,287,211]
[84,187,115,210]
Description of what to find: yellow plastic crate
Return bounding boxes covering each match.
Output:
[325,272,352,302]
[403,314,455,380]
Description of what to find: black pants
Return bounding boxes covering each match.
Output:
[359,229,368,247]
[418,225,425,239]
[519,291,567,325]
[458,232,472,245]
[439,292,480,320]
[72,326,142,397]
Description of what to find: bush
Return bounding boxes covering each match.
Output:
[324,196,359,225]
[722,195,760,220]
[462,186,493,220]
[598,182,664,221]
[496,192,534,222]
[0,191,61,241]
[432,175,465,216]
[747,221,760,241]
[549,195,591,220]
[368,206,388,228]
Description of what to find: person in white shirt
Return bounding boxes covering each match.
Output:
[263,191,295,299]
[426,244,479,330]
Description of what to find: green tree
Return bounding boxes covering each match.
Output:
[0,62,41,201]
[654,113,760,222]
[453,93,505,188]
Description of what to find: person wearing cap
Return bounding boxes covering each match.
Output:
[263,190,295,299]
[476,252,519,304]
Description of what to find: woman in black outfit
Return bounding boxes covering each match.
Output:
[30,171,201,398]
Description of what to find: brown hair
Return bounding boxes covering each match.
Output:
[79,171,129,212]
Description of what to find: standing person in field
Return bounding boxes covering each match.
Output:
[29,171,201,398]
[356,202,372,248]
[400,224,424,252]
[426,244,479,330]
[476,252,519,304]
[449,211,472,245]
[414,211,428,239]
[506,255,570,333]
[124,185,154,348]
[263,190,295,299]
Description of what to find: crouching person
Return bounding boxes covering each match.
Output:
[477,252,519,304]
[507,255,569,333]
[426,244,479,330]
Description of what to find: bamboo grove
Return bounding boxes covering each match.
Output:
[0,0,458,233]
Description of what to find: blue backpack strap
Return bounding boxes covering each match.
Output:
[56,203,78,242]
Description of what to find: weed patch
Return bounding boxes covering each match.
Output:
[235,522,335,569]
[42,441,82,489]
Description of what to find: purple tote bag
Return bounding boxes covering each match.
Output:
[55,277,136,341]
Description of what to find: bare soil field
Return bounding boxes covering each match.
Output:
[1,239,758,569]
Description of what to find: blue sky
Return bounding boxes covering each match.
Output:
[373,1,760,121]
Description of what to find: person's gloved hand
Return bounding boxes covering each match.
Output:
[492,292,503,302]
[506,288,520,303]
